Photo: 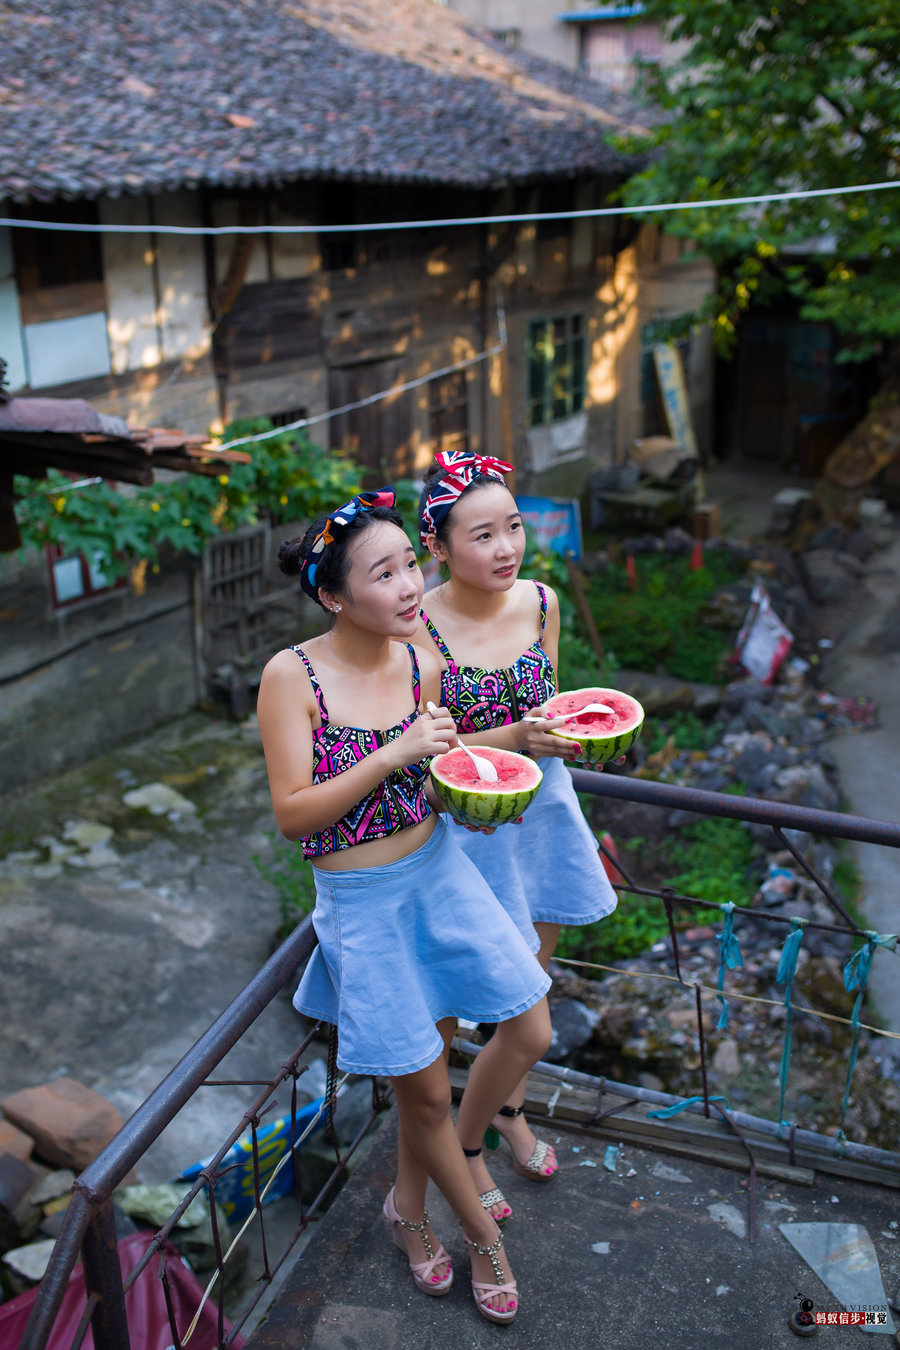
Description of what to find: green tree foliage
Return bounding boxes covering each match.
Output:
[619,1,900,361]
[11,422,362,579]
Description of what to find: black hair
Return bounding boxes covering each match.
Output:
[417,461,506,545]
[277,504,404,609]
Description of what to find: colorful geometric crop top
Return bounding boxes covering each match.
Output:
[420,581,557,735]
[292,644,432,859]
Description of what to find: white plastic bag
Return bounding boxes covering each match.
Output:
[734,581,793,684]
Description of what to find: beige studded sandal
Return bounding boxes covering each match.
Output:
[383,1186,453,1296]
[464,1225,518,1324]
[493,1104,558,1180]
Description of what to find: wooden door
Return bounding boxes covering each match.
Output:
[327,358,414,483]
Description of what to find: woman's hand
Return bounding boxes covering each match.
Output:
[388,704,456,771]
[515,706,586,762]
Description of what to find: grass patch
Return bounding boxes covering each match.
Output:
[523,545,746,686]
[252,832,316,940]
[668,812,757,908]
[556,803,759,968]
[643,710,722,757]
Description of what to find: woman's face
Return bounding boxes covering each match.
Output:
[325,520,424,636]
[432,481,526,592]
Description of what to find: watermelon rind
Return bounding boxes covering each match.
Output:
[430,746,543,828]
[545,687,644,766]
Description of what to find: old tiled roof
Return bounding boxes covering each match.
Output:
[0,0,649,202]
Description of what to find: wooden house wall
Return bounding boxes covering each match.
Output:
[2,184,715,790]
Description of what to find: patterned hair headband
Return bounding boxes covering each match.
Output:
[300,486,396,601]
[419,450,513,545]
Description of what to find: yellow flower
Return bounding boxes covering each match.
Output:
[151,501,160,513]
[280,494,288,505]
[181,517,191,528]
[218,474,229,486]
[54,496,66,513]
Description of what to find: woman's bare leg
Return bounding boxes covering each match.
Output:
[455,995,554,1219]
[390,1018,521,1314]
[490,922,561,1176]
[391,1018,454,1284]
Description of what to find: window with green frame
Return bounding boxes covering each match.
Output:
[527,314,585,426]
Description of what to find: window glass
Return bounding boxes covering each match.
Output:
[528,314,586,426]
[52,556,85,604]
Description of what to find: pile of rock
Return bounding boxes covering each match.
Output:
[0,1063,381,1309]
[541,654,899,1150]
[0,1078,126,1296]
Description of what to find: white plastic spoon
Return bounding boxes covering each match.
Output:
[426,702,499,782]
[523,701,616,724]
[561,701,616,720]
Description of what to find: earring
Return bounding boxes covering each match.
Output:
[333,604,342,613]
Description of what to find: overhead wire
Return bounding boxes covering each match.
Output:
[7,179,897,459]
[1,179,898,237]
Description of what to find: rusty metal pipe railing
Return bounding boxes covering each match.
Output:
[569,768,900,849]
[81,1201,129,1350]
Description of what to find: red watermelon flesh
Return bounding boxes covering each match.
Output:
[546,690,639,732]
[544,687,644,765]
[430,746,543,827]
[437,746,535,786]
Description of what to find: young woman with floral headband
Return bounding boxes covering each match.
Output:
[257,487,552,1324]
[416,451,618,1223]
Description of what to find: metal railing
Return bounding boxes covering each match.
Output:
[18,770,900,1350]
[19,919,392,1350]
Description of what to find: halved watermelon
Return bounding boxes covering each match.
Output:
[430,746,543,828]
[544,687,644,765]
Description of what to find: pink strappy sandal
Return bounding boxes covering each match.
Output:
[383,1186,453,1296]
[464,1224,518,1324]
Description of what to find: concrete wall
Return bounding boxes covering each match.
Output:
[445,0,579,67]
[0,549,199,793]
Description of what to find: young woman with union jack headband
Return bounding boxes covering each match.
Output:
[417,451,618,1223]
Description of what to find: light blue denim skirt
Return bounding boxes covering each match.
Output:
[450,756,618,935]
[293,817,551,1077]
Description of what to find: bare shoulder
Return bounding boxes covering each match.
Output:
[259,645,314,705]
[410,639,443,684]
[522,577,558,612]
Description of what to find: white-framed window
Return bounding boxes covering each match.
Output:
[46,544,123,609]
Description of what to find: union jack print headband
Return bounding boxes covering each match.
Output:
[419,450,513,545]
[300,487,396,601]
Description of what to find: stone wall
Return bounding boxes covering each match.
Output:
[0,549,198,794]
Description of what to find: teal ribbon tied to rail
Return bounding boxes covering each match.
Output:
[774,919,807,1135]
[835,931,898,1152]
[715,902,744,1030]
[647,1094,729,1120]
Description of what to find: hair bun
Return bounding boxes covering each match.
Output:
[276,537,304,577]
[422,461,445,488]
